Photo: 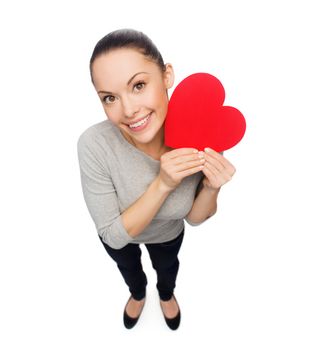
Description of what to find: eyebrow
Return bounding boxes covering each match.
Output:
[97,72,149,94]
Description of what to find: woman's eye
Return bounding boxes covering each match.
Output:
[102,82,145,104]
[103,95,115,104]
[134,81,145,91]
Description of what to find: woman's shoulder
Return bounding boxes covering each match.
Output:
[78,119,113,140]
[77,119,117,149]
[77,120,121,170]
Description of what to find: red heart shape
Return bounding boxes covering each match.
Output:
[164,73,246,152]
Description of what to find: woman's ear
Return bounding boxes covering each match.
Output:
[163,63,175,89]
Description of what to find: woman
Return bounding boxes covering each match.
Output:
[77,28,236,330]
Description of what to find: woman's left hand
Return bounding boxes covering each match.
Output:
[201,148,236,191]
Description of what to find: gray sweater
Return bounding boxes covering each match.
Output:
[77,120,205,249]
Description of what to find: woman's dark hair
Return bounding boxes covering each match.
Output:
[89,28,166,84]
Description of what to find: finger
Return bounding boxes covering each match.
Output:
[205,162,232,184]
[176,164,204,178]
[203,165,228,187]
[204,148,236,173]
[203,153,225,172]
[202,165,219,186]
[164,148,198,160]
[204,148,229,167]
[203,159,220,177]
[162,148,204,164]
[174,157,206,172]
[205,160,234,182]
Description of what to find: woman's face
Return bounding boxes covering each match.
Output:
[91,48,174,146]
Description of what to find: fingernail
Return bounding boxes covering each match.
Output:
[198,151,205,158]
[193,149,199,153]
[204,147,211,153]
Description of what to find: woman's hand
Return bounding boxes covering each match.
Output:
[157,148,205,193]
[201,148,236,191]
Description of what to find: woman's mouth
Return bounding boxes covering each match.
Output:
[127,113,152,132]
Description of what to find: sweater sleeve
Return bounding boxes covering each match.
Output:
[77,131,134,249]
[184,217,203,226]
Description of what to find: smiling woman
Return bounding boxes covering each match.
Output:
[77,28,227,331]
[90,43,174,156]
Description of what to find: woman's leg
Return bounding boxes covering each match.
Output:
[145,228,184,301]
[98,236,147,300]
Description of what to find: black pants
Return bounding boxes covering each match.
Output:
[99,228,184,301]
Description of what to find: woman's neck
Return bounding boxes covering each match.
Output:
[121,126,171,159]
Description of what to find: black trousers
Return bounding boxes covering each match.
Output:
[99,228,184,301]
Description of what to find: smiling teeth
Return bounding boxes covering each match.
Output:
[129,114,150,128]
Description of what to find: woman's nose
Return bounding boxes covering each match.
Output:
[121,96,139,118]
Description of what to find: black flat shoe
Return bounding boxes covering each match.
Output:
[123,296,145,329]
[160,295,181,330]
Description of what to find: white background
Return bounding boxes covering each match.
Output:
[1,0,318,349]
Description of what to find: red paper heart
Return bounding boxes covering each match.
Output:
[164,73,246,152]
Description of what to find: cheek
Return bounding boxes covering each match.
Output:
[103,106,121,122]
[142,88,158,105]
[150,89,168,112]
[146,83,167,104]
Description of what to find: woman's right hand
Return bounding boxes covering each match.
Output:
[157,148,205,193]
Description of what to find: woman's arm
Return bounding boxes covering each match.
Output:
[185,184,220,225]
[77,132,173,249]
[185,148,235,226]
[121,177,172,238]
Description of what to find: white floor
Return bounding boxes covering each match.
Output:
[3,216,317,350]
